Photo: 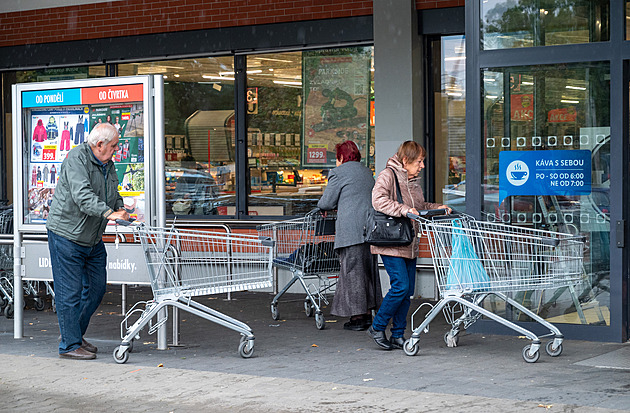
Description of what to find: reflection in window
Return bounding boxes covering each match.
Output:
[431,36,466,212]
[481,0,609,50]
[246,47,374,216]
[119,58,236,217]
[482,62,610,326]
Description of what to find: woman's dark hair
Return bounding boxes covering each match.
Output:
[396,140,426,164]
[335,140,361,163]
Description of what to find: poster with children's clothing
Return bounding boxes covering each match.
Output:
[28,107,89,223]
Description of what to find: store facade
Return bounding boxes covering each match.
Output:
[0,0,627,342]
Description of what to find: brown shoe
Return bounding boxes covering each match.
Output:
[81,339,98,353]
[59,347,96,360]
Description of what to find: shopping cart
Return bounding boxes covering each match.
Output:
[0,206,15,318]
[404,211,585,363]
[113,222,275,363]
[257,208,339,329]
[0,205,47,318]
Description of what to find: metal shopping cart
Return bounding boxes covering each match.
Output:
[0,206,15,318]
[113,223,275,363]
[404,211,585,363]
[257,208,339,329]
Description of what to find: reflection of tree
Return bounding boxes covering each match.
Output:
[483,0,608,46]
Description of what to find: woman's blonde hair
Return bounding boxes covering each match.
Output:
[396,140,426,164]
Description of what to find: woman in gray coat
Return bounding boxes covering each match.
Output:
[317,141,382,331]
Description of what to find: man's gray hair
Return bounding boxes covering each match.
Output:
[87,123,118,146]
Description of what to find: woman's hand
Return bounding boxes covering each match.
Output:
[409,208,419,216]
[437,204,452,214]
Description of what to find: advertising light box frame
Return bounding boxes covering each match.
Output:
[12,75,162,234]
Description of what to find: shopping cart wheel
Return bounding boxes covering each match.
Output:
[34,297,46,311]
[4,303,13,319]
[545,340,563,357]
[443,332,459,347]
[522,345,540,363]
[112,346,129,364]
[403,339,420,356]
[238,340,254,358]
[315,312,325,330]
[270,304,279,320]
[304,300,314,317]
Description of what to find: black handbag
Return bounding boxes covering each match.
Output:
[364,168,415,247]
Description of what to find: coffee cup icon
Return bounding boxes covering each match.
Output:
[510,171,527,180]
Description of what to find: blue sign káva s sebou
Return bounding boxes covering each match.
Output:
[498,150,591,205]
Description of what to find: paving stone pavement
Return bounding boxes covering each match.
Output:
[1,287,629,412]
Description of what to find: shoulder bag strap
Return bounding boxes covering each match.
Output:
[387,167,404,204]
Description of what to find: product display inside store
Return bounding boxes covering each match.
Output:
[120,47,375,217]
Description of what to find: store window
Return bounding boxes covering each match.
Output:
[246,47,374,216]
[119,58,236,217]
[431,35,466,211]
[482,62,610,326]
[626,1,630,40]
[481,0,610,50]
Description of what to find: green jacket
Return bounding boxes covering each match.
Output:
[46,143,124,247]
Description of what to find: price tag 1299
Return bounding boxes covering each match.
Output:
[307,147,326,164]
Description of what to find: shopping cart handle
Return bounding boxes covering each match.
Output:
[407,209,449,220]
[258,236,275,247]
[115,218,136,226]
[540,237,560,247]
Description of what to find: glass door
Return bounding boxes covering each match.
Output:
[482,62,611,326]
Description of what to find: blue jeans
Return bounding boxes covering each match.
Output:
[372,255,416,338]
[48,230,107,354]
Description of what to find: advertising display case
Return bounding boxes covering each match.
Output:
[12,76,165,337]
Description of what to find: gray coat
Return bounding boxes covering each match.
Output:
[317,161,374,249]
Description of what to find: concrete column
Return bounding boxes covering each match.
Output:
[373,0,423,175]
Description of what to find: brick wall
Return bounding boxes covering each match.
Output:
[0,0,460,48]
[416,0,465,9]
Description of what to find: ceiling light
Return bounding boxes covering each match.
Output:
[205,75,234,80]
[565,85,586,90]
[246,70,262,74]
[255,57,293,63]
[560,99,579,104]
[273,80,302,86]
[444,56,466,61]
[219,71,235,76]
[174,74,180,78]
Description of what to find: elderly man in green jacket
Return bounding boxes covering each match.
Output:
[47,123,129,360]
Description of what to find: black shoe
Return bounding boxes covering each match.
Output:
[344,319,369,331]
[390,336,405,350]
[367,326,393,350]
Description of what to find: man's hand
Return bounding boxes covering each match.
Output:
[107,209,130,221]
